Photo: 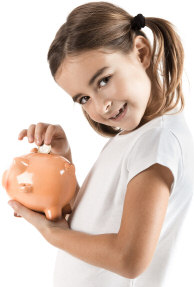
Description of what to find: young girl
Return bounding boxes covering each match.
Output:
[9,2,194,287]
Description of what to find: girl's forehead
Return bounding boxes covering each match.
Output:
[63,49,118,69]
[56,49,132,80]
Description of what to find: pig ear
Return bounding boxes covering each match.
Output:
[13,157,29,173]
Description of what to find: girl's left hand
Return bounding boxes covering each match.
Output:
[8,200,70,244]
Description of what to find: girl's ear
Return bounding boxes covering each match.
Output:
[133,35,152,70]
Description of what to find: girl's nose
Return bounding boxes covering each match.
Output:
[95,99,112,116]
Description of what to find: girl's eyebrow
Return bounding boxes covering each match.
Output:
[72,66,109,102]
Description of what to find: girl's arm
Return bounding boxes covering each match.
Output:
[49,229,130,278]
[48,163,173,279]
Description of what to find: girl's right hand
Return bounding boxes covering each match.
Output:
[18,123,72,161]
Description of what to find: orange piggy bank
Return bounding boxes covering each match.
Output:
[2,147,77,221]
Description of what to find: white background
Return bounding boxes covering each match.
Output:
[0,0,194,286]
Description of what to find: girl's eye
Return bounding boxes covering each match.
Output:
[78,75,112,105]
[97,75,111,89]
[78,96,90,105]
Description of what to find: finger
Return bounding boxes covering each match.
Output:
[27,124,36,143]
[18,128,35,144]
[44,125,56,145]
[34,123,49,146]
[18,129,27,140]
[14,212,22,217]
[62,203,72,214]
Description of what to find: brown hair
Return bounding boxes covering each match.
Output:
[47,1,185,138]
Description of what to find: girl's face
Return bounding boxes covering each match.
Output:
[55,36,152,134]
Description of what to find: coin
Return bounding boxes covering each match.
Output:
[37,144,51,154]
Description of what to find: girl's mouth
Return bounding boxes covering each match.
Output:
[110,103,127,121]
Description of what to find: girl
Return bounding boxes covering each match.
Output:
[8,2,194,287]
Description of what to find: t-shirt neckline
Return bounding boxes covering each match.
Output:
[114,111,184,139]
[115,115,162,138]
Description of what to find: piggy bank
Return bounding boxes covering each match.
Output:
[2,147,77,221]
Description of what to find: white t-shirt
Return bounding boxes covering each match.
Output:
[53,111,194,287]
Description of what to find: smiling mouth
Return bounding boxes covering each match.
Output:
[109,103,127,120]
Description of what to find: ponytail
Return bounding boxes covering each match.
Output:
[143,17,184,120]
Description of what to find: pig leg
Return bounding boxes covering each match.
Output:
[44,207,62,221]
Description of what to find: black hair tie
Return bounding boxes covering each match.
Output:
[131,14,145,31]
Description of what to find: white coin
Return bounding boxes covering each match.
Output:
[38,144,51,154]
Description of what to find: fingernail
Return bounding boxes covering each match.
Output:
[14,212,21,217]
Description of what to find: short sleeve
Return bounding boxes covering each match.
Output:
[126,128,183,196]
